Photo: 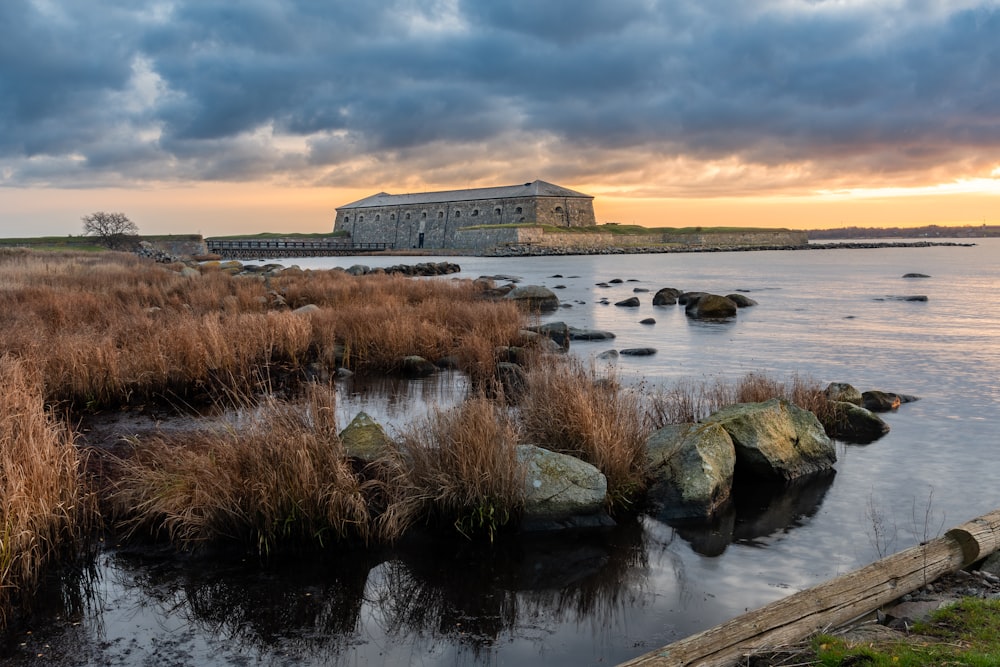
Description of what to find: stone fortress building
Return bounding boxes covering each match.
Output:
[334,180,596,249]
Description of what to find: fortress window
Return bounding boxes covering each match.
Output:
[375,214,381,222]
[515,207,523,214]
[555,206,563,213]
[454,210,461,218]
[344,215,350,223]
[494,208,501,216]
[438,211,444,218]
[358,215,364,222]
[472,209,479,216]
[422,212,427,219]
[390,213,395,221]
[406,213,411,220]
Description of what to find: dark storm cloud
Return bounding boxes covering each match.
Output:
[1,0,998,191]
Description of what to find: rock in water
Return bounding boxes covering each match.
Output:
[504,285,560,312]
[645,423,735,520]
[705,399,837,480]
[517,445,612,530]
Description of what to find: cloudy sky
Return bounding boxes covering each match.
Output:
[2,0,999,236]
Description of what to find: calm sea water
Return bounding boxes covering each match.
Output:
[7,241,999,666]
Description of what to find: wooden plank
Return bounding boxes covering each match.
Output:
[620,509,1000,667]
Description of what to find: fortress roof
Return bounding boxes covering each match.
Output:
[338,180,592,209]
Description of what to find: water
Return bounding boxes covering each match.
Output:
[6,241,998,665]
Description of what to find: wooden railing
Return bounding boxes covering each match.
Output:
[206,238,391,258]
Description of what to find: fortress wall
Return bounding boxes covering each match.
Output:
[456,227,808,251]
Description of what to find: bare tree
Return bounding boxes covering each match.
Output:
[81,211,140,250]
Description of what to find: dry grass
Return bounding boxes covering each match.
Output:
[644,372,838,436]
[107,386,372,554]
[520,359,650,507]
[0,355,91,625]
[0,249,524,408]
[380,395,525,541]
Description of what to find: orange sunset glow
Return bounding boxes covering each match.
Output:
[2,2,998,237]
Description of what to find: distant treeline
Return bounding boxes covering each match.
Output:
[808,224,999,240]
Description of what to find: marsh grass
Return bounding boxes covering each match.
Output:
[108,385,372,554]
[520,359,649,507]
[380,396,525,541]
[0,355,92,625]
[0,250,524,408]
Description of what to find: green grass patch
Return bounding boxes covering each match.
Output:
[0,236,106,252]
[810,598,1000,666]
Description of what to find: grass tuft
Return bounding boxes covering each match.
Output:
[380,395,525,541]
[0,355,92,626]
[107,385,372,554]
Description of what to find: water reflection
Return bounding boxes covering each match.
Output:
[661,469,836,556]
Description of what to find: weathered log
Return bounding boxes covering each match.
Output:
[619,509,1000,667]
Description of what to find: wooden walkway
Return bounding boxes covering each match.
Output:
[619,509,1000,667]
[206,238,391,259]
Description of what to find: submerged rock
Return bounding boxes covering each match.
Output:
[725,293,758,308]
[685,294,738,319]
[862,390,902,412]
[652,287,683,305]
[614,296,641,307]
[400,355,436,377]
[827,401,891,444]
[620,348,657,356]
[568,327,616,341]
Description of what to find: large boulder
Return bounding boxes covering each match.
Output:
[705,399,837,480]
[614,296,641,307]
[824,382,862,406]
[827,401,891,443]
[339,412,394,465]
[652,287,683,306]
[685,294,738,320]
[646,423,735,520]
[504,285,560,312]
[517,445,611,530]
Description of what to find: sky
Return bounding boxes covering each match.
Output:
[1,0,999,237]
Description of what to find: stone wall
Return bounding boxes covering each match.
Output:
[454,227,808,251]
[146,237,208,257]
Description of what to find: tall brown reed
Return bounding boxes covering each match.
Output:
[107,385,371,554]
[380,396,525,541]
[0,355,90,626]
[520,359,649,508]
